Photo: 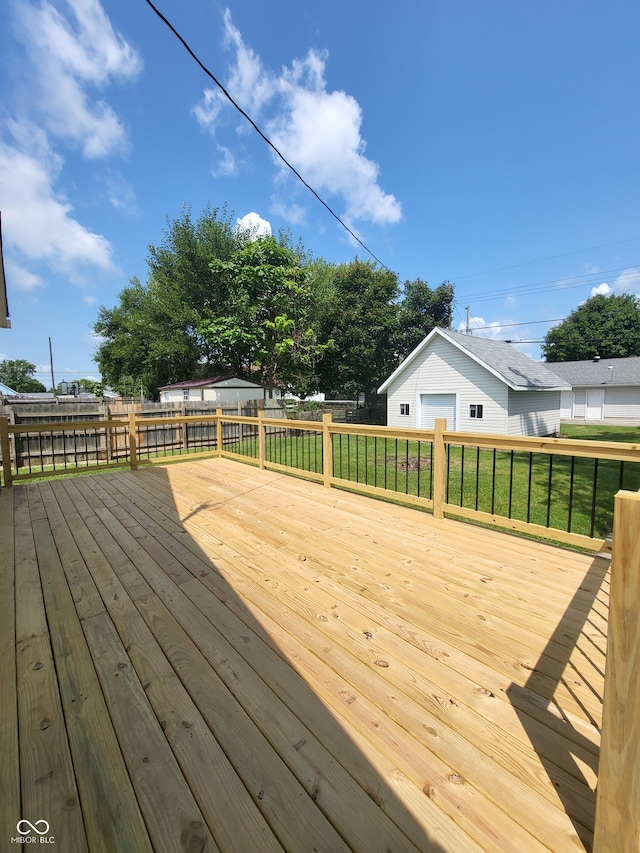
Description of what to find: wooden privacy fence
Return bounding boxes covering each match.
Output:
[3,412,640,551]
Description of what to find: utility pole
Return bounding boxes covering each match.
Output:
[49,336,56,395]
[465,306,471,335]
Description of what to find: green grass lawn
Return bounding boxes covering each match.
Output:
[560,423,640,444]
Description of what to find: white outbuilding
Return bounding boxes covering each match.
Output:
[378,328,570,436]
[550,355,640,420]
[159,375,266,405]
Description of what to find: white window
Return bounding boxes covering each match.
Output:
[183,389,189,402]
[400,403,410,416]
[469,404,483,419]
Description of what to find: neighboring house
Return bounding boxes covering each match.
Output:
[159,376,266,404]
[378,328,570,436]
[549,356,640,420]
[0,381,18,396]
[0,212,10,329]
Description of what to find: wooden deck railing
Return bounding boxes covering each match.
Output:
[3,411,640,551]
[2,409,640,846]
[593,489,640,852]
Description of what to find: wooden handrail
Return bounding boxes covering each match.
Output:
[1,410,636,552]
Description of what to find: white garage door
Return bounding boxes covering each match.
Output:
[420,393,456,429]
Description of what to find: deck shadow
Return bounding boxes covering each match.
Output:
[506,554,609,851]
[16,467,454,852]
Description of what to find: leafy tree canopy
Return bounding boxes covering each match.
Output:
[315,259,400,399]
[543,293,640,362]
[395,279,454,359]
[200,236,331,396]
[93,203,455,401]
[94,205,240,398]
[0,359,46,393]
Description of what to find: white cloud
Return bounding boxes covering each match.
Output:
[194,9,401,228]
[212,145,238,177]
[236,212,272,240]
[103,170,138,214]
[0,124,115,275]
[270,197,307,226]
[4,259,44,292]
[590,282,612,297]
[15,0,141,158]
[456,316,506,338]
[587,269,640,298]
[612,267,640,293]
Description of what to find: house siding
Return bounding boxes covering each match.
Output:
[562,386,640,420]
[385,336,508,433]
[603,386,640,418]
[160,380,264,404]
[507,390,561,436]
[161,389,190,403]
[560,390,574,420]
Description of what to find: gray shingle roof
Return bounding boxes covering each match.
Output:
[378,327,571,393]
[546,356,640,387]
[440,330,571,390]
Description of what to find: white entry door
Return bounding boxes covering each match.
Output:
[420,393,456,429]
[585,388,605,420]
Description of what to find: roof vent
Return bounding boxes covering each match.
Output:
[593,355,600,362]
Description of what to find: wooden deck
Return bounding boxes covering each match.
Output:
[0,458,609,852]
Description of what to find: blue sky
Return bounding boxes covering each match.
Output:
[1,0,639,388]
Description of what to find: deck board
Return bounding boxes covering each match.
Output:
[4,458,609,851]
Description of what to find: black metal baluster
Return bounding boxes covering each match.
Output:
[567,457,576,532]
[546,455,554,527]
[491,448,497,515]
[526,452,533,523]
[508,451,514,518]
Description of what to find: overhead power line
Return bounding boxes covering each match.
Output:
[141,0,391,271]
[456,265,640,304]
[454,236,640,281]
[468,318,564,331]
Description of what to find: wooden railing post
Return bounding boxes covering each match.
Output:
[433,418,447,519]
[128,411,138,470]
[594,489,640,852]
[216,408,223,457]
[322,413,333,488]
[258,410,266,469]
[0,416,12,487]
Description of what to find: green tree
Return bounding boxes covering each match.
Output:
[200,237,328,396]
[315,260,399,399]
[0,359,46,393]
[94,205,240,398]
[396,279,454,359]
[77,378,104,396]
[543,293,640,362]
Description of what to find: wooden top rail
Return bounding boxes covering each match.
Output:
[328,422,436,441]
[444,430,640,463]
[7,418,130,434]
[261,416,320,430]
[122,414,219,427]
